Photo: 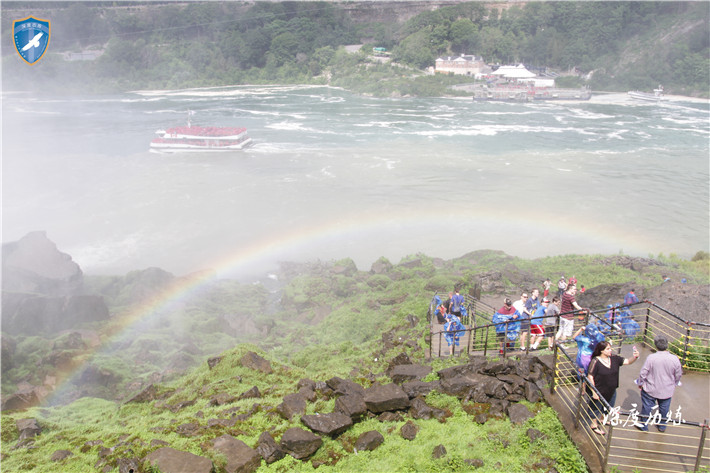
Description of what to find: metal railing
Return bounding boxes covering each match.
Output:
[553,343,709,472]
[426,294,710,472]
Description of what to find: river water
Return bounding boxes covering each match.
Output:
[2,85,708,278]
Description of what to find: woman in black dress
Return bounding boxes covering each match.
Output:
[586,340,639,435]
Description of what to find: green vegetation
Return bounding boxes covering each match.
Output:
[2,250,707,471]
[1,1,708,96]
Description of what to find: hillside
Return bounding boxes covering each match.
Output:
[1,1,708,96]
[1,231,709,471]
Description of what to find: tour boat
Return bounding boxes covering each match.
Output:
[628,85,667,102]
[149,113,252,153]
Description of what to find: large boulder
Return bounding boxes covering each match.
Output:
[388,364,432,384]
[239,352,272,374]
[212,435,261,473]
[144,447,214,473]
[3,294,109,335]
[276,393,307,420]
[256,432,285,464]
[355,431,384,452]
[2,232,83,295]
[364,383,410,413]
[300,413,352,437]
[280,427,322,460]
[334,393,367,421]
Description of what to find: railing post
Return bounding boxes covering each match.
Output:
[484,327,489,357]
[574,375,584,429]
[683,324,692,368]
[643,306,651,346]
[551,337,558,394]
[602,421,614,473]
[695,420,708,472]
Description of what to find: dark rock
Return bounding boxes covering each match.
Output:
[144,447,214,473]
[280,427,323,460]
[276,393,307,420]
[297,378,316,391]
[483,377,510,400]
[207,418,237,428]
[387,352,413,371]
[2,387,40,411]
[151,439,170,448]
[525,381,542,403]
[488,399,509,418]
[176,422,200,437]
[465,458,485,468]
[300,412,352,437]
[117,457,140,473]
[207,356,223,369]
[354,431,384,452]
[334,394,367,421]
[297,386,316,402]
[16,418,41,441]
[239,386,261,400]
[370,258,393,274]
[526,428,546,443]
[239,352,272,374]
[401,380,440,399]
[474,412,488,424]
[439,374,486,398]
[210,393,237,406]
[409,397,447,421]
[325,377,365,397]
[256,432,285,464]
[125,384,159,404]
[2,232,83,295]
[364,383,410,413]
[507,403,534,424]
[378,412,404,423]
[432,444,447,459]
[4,294,109,336]
[400,420,419,440]
[51,449,73,462]
[388,364,432,384]
[406,314,419,328]
[212,434,261,473]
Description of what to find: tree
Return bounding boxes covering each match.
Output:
[450,19,479,55]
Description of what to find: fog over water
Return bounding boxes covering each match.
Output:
[3,85,709,278]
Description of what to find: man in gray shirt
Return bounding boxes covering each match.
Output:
[635,336,682,432]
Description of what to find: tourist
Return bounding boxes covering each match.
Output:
[557,276,567,299]
[569,275,578,287]
[529,297,548,350]
[556,285,584,342]
[543,296,560,349]
[525,289,541,349]
[444,313,465,357]
[493,298,519,355]
[573,324,605,376]
[513,293,532,350]
[624,288,639,306]
[542,278,551,298]
[634,336,682,432]
[587,341,640,435]
[450,288,465,318]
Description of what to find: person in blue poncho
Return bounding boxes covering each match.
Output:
[573,324,606,376]
[444,313,465,356]
[493,298,520,355]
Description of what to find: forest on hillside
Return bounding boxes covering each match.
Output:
[2,1,708,96]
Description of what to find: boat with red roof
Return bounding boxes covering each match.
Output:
[150,112,252,153]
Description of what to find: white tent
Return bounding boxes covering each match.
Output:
[491,64,536,79]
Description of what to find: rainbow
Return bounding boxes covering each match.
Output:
[43,205,661,406]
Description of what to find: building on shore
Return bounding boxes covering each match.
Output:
[434,55,491,77]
